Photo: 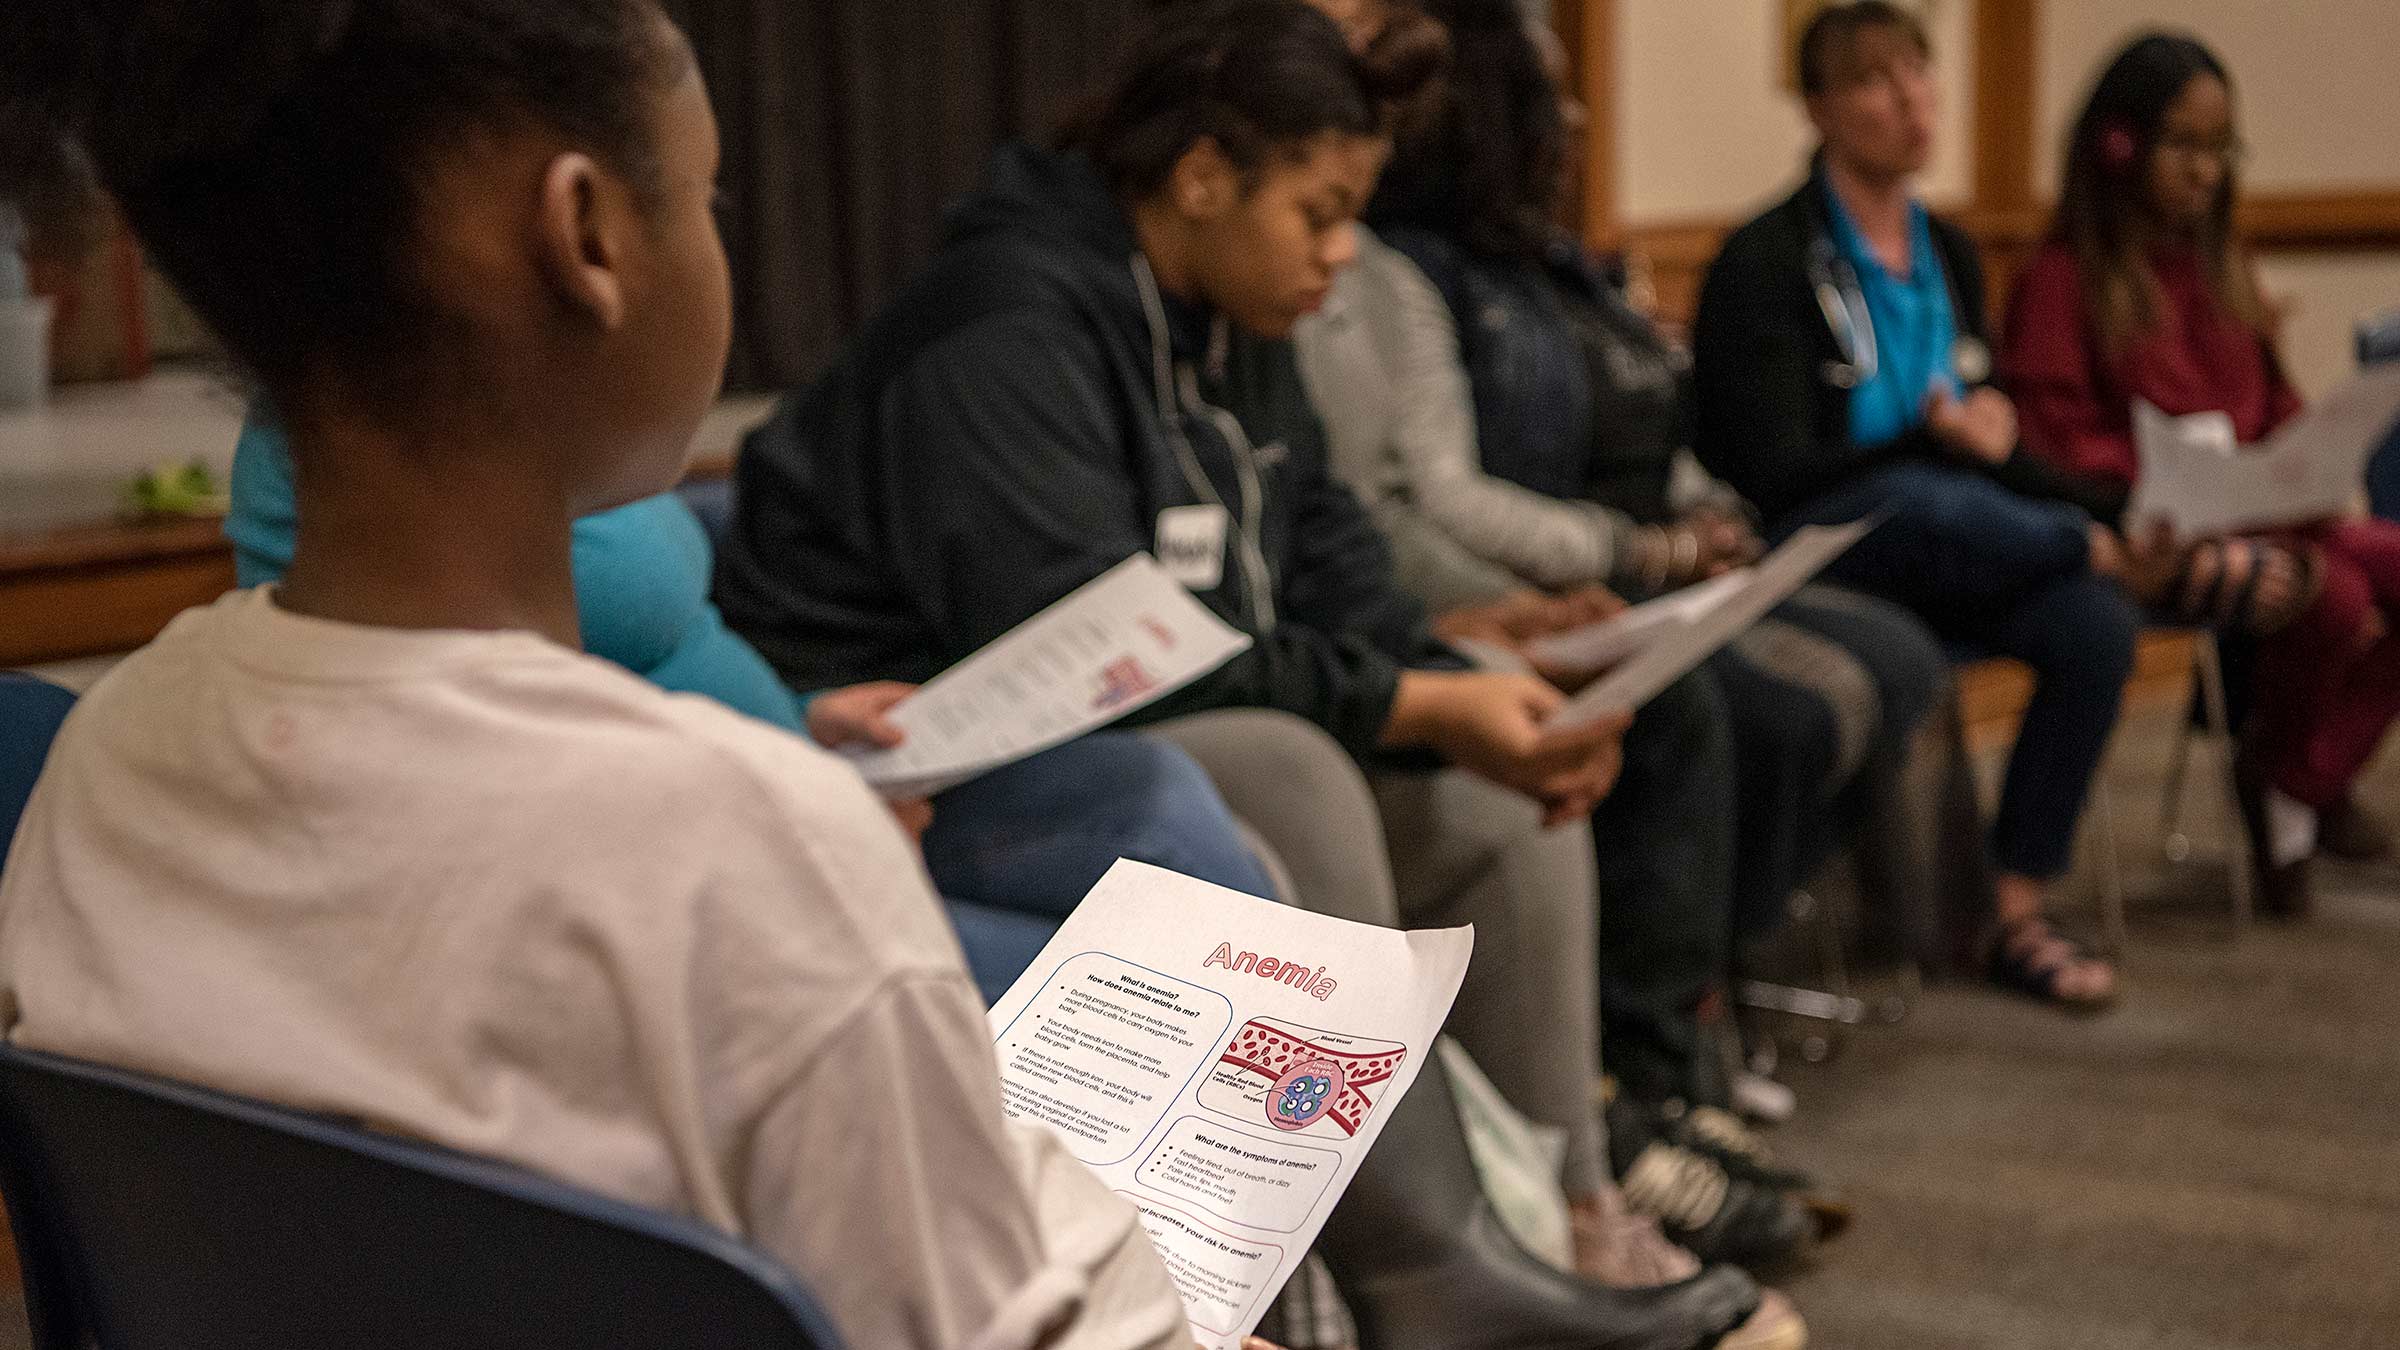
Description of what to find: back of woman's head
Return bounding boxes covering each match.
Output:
[1,0,684,412]
[1069,0,1449,201]
[1370,0,1562,259]
[2054,31,2259,350]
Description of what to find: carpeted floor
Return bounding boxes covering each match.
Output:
[0,697,2391,1349]
[1770,719,2400,1350]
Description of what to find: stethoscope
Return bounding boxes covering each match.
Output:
[1805,216,1992,393]
[1809,235,1879,390]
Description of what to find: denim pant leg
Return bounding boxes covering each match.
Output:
[920,730,1278,924]
[943,899,1066,1006]
[2368,418,2400,523]
[1763,586,1955,959]
[1702,643,1842,949]
[1772,585,1947,757]
[1961,571,2140,880]
[1589,667,1740,1106]
[1777,462,2093,614]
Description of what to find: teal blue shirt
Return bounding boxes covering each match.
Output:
[226,414,807,732]
[1826,186,1960,449]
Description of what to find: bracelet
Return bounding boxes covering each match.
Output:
[1639,526,1672,592]
[1670,528,1701,581]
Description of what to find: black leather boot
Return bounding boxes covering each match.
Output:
[1314,1062,1760,1350]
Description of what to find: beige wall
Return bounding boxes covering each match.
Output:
[1615,0,1976,227]
[2035,2,2400,396]
[2036,1,2400,194]
[2257,255,2400,400]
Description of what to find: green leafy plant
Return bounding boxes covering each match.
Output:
[120,458,230,519]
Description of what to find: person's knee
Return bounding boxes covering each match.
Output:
[2295,555,2376,649]
[1158,709,1368,808]
[1012,732,1271,897]
[1871,463,1978,539]
[1076,731,1223,815]
[1734,682,1842,783]
[1847,600,1948,736]
[1631,668,1735,769]
[2025,573,2140,689]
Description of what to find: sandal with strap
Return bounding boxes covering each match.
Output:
[2167,537,2321,636]
[1987,916,2118,1013]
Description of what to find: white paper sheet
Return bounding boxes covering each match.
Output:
[1522,567,1754,676]
[1547,519,1878,729]
[2128,366,2400,537]
[846,555,1251,798]
[987,861,1472,1350]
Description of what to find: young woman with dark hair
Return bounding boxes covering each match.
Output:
[1347,0,1946,1104]
[717,4,1762,1346]
[0,3,1233,1346]
[2002,31,2400,913]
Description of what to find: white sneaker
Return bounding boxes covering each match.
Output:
[1719,1288,1809,1350]
[1569,1183,1701,1287]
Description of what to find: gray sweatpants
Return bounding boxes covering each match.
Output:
[1149,709,1610,1197]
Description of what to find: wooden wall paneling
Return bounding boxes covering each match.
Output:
[1972,0,2040,213]
[0,521,237,668]
[2240,189,2400,252]
[1616,219,1731,330]
[1554,0,1619,248]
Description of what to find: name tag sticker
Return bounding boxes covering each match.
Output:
[1155,504,1230,591]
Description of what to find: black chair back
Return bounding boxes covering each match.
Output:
[0,1043,843,1349]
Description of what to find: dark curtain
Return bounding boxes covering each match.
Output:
[662,0,1160,392]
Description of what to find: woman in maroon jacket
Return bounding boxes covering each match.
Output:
[2002,31,2400,914]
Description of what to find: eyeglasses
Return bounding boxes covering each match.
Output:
[2155,133,2248,167]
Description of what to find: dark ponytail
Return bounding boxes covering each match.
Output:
[0,0,685,412]
[1067,0,1449,201]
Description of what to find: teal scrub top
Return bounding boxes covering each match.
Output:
[1825,185,1961,449]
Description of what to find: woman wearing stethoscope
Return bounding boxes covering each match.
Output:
[1691,1,2141,1012]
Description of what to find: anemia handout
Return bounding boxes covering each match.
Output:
[986,861,1472,1350]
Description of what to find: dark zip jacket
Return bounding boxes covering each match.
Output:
[715,143,1459,757]
[1691,173,2114,525]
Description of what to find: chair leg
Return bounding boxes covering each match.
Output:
[2161,690,2198,864]
[1735,890,1868,1067]
[2096,778,2129,958]
[2196,632,2255,929]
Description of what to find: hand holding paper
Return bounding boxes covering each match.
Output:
[1385,670,1630,825]
[844,555,1252,798]
[1546,519,1879,730]
[2128,367,2400,537]
[1522,568,1753,678]
[988,861,1471,1350]
[804,681,914,751]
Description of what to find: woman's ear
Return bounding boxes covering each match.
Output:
[1169,136,1241,220]
[534,151,627,331]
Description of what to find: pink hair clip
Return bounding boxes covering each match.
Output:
[2100,124,2140,170]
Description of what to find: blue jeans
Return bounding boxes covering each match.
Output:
[925,732,1277,1002]
[2369,418,2400,524]
[1774,461,2093,612]
[943,901,1062,1007]
[1776,462,2137,880]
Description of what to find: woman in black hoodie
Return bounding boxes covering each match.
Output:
[717,5,1773,1347]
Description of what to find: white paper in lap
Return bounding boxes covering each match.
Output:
[846,554,1251,798]
[1523,567,1753,675]
[987,861,1471,1350]
[1547,519,1877,729]
[2129,367,2400,537]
